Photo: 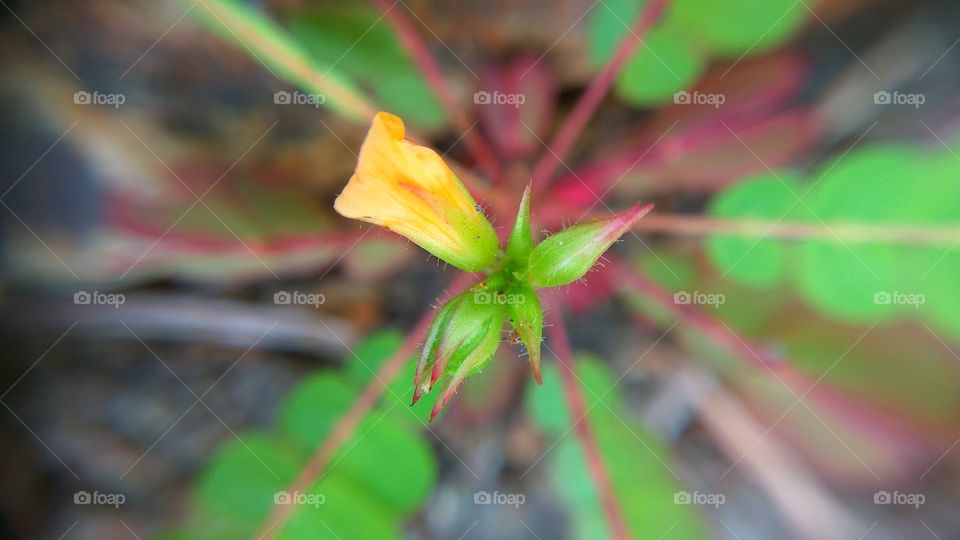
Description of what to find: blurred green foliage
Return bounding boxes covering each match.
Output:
[188,0,373,120]
[590,0,807,105]
[706,144,960,341]
[706,173,804,287]
[289,6,446,130]
[526,356,705,539]
[156,332,437,539]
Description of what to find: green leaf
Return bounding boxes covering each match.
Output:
[167,330,442,540]
[590,0,808,106]
[344,332,440,426]
[279,374,355,448]
[343,330,407,390]
[526,353,622,436]
[795,146,920,322]
[615,24,705,106]
[289,6,445,130]
[708,144,960,336]
[922,252,960,341]
[325,415,437,516]
[189,0,373,120]
[278,472,400,540]
[674,0,808,57]
[909,153,960,340]
[527,358,705,539]
[195,433,305,531]
[371,70,446,131]
[706,172,803,287]
[590,0,705,106]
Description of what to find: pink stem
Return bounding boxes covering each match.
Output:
[628,213,960,245]
[545,299,632,540]
[531,0,671,193]
[613,258,929,445]
[615,259,780,369]
[371,0,503,184]
[256,271,476,539]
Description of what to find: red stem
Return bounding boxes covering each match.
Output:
[613,258,930,445]
[256,271,476,539]
[545,299,631,540]
[615,260,780,369]
[531,0,671,193]
[371,0,503,184]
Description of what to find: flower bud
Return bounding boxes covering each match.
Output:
[412,286,506,420]
[526,203,653,287]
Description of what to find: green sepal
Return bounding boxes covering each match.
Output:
[527,203,653,288]
[414,289,506,414]
[412,293,464,404]
[506,185,534,269]
[431,304,505,420]
[506,283,543,384]
[435,292,502,371]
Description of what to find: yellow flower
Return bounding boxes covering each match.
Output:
[334,112,499,272]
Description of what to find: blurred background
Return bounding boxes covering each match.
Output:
[2,0,960,538]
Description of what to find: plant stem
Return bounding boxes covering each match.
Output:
[530,0,671,193]
[256,272,476,539]
[545,301,631,540]
[371,0,503,184]
[631,214,960,245]
[195,0,377,121]
[613,259,927,444]
[615,260,780,369]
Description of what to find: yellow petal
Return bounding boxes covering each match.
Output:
[335,112,498,272]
